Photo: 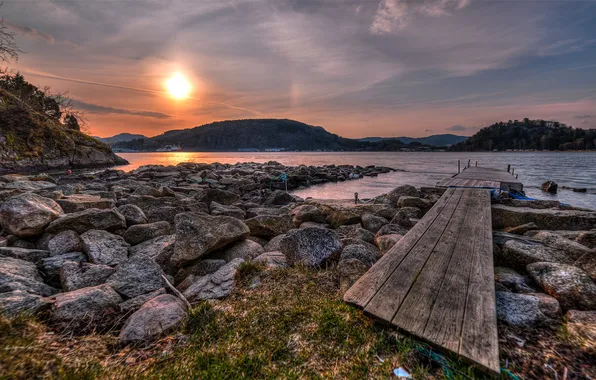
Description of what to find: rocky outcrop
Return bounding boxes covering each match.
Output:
[492,205,596,230]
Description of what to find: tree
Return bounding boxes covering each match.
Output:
[0,4,20,63]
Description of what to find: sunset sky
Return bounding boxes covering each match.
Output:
[3,0,596,138]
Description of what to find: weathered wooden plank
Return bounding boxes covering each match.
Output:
[459,190,500,374]
[343,188,456,308]
[422,190,485,353]
[363,189,465,323]
[391,189,473,335]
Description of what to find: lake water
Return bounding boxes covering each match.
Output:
[118,152,596,210]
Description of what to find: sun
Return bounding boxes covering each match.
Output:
[166,73,191,99]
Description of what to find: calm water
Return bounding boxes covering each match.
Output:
[118,152,596,209]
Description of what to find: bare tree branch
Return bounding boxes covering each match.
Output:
[0,3,21,63]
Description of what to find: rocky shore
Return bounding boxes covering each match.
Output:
[0,161,594,377]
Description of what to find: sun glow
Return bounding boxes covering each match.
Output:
[166,73,191,99]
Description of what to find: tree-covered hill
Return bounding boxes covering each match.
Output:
[450,119,596,151]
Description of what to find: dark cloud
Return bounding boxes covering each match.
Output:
[72,100,171,119]
[574,114,593,119]
[445,125,466,131]
[5,21,55,44]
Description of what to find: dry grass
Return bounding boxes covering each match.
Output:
[0,265,512,379]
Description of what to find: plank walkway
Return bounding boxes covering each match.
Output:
[437,166,523,192]
[344,187,500,375]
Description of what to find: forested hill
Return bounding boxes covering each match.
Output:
[450,119,596,151]
[115,119,430,152]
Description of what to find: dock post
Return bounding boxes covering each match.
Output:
[507,164,511,173]
[458,160,461,174]
[467,159,471,168]
[512,168,515,176]
[475,161,478,167]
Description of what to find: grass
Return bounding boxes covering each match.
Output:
[0,265,492,379]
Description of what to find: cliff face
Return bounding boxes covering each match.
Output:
[0,88,127,173]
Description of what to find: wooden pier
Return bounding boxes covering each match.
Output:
[344,165,520,376]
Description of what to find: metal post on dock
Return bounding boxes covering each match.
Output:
[507,164,511,173]
[458,160,461,174]
[467,159,471,168]
[512,168,515,176]
[475,161,478,167]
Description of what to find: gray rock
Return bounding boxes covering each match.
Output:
[174,259,226,284]
[246,235,268,247]
[60,261,116,291]
[290,205,325,227]
[246,207,288,218]
[133,185,163,197]
[264,190,293,206]
[0,290,51,317]
[339,258,368,295]
[492,205,596,231]
[494,267,535,293]
[390,207,421,228]
[118,288,166,314]
[279,227,342,267]
[264,234,286,251]
[210,202,246,219]
[195,188,240,206]
[504,222,539,235]
[183,258,244,302]
[527,262,596,311]
[335,225,375,244]
[245,215,293,238]
[498,240,573,272]
[361,213,388,234]
[0,247,49,263]
[219,240,264,262]
[340,242,380,267]
[526,230,593,261]
[146,206,181,224]
[385,185,420,204]
[123,221,171,245]
[375,234,402,255]
[495,291,558,327]
[0,256,57,296]
[576,230,596,249]
[397,196,432,209]
[56,194,115,213]
[253,251,287,268]
[0,193,63,237]
[119,294,188,343]
[106,255,164,298]
[375,223,409,238]
[299,222,329,229]
[81,230,130,266]
[117,204,148,226]
[45,208,126,234]
[172,213,250,266]
[49,284,122,323]
[40,252,86,280]
[129,235,175,260]
[48,230,82,256]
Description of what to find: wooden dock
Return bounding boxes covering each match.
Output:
[437,166,523,192]
[344,186,500,375]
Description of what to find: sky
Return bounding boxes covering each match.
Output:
[2,0,596,138]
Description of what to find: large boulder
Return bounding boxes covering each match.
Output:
[172,213,250,266]
[385,185,420,204]
[81,230,130,266]
[183,258,244,302]
[335,225,375,244]
[60,261,116,291]
[492,205,596,231]
[576,230,596,249]
[494,267,534,293]
[253,251,287,268]
[56,194,115,213]
[0,193,63,237]
[375,234,402,255]
[0,290,51,317]
[527,262,596,311]
[39,252,86,283]
[117,204,148,226]
[397,196,432,210]
[376,223,409,238]
[264,234,286,252]
[498,240,573,271]
[339,258,368,295]
[45,208,126,234]
[0,256,57,296]
[219,240,264,262]
[118,288,166,314]
[525,230,594,260]
[49,284,122,323]
[195,188,240,206]
[290,205,325,227]
[48,230,82,256]
[279,227,342,267]
[210,202,246,219]
[119,294,188,344]
[264,190,294,206]
[390,207,421,228]
[495,291,559,328]
[244,215,293,238]
[106,255,164,298]
[174,259,226,284]
[122,221,171,245]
